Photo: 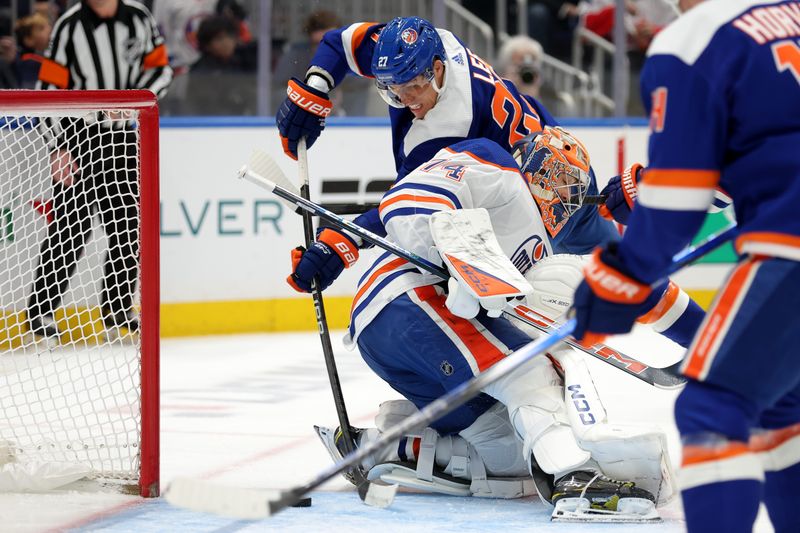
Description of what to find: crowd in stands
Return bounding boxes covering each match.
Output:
[0,0,675,117]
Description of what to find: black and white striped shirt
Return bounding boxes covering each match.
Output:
[37,0,172,97]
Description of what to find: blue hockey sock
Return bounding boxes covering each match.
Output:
[764,461,800,532]
[681,478,762,533]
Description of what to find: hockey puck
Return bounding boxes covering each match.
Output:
[292,497,312,507]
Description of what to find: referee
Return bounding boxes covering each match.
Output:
[27,0,173,340]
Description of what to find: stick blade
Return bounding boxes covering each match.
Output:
[165,477,273,519]
[248,149,300,195]
[358,480,399,508]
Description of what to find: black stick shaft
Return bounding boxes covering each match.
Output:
[296,140,361,469]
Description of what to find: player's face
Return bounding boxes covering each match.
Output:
[389,60,444,119]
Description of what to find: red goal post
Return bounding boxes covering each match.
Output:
[0,90,159,497]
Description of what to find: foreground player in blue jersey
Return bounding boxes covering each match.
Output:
[278,15,704,349]
[571,1,800,531]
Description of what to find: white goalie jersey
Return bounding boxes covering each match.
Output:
[346,138,552,347]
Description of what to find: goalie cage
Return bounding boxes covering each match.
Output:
[0,90,159,497]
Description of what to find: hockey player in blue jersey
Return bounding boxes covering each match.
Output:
[571,1,800,531]
[311,129,679,520]
[278,15,703,349]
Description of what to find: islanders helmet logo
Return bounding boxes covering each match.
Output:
[401,28,418,44]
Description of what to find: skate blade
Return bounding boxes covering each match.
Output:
[551,497,661,523]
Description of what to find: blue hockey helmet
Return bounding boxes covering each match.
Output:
[372,17,446,107]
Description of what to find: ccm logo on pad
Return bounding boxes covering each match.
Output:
[287,85,332,118]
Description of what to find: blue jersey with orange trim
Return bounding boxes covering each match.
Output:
[619,0,800,281]
[309,22,614,252]
[345,138,552,346]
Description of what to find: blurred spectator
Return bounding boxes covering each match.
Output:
[33,0,65,23]
[496,35,544,99]
[0,15,16,88]
[496,35,577,117]
[272,9,372,116]
[216,0,252,44]
[12,12,52,88]
[184,14,256,115]
[153,0,217,114]
[527,1,581,61]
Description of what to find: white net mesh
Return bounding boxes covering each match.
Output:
[0,107,145,486]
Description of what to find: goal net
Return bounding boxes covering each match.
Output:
[0,91,159,497]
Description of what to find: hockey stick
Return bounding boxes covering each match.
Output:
[294,139,397,507]
[166,318,577,518]
[237,156,735,388]
[320,194,607,216]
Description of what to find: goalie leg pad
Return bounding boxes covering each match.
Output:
[483,354,591,475]
[552,347,676,504]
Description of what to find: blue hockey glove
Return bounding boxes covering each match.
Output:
[276,77,332,160]
[598,163,643,225]
[287,228,360,293]
[571,242,668,346]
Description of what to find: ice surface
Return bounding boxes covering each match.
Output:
[0,329,776,532]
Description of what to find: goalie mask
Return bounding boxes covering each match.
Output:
[512,126,591,237]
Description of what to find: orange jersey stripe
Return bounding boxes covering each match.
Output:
[683,258,759,379]
[736,232,800,253]
[143,44,168,69]
[38,57,69,89]
[637,281,680,324]
[642,169,720,188]
[351,257,408,314]
[414,286,506,372]
[379,193,456,214]
[749,422,800,453]
[682,441,750,467]
[349,22,378,77]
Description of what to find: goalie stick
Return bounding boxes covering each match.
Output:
[237,153,736,389]
[297,140,396,505]
[166,318,577,518]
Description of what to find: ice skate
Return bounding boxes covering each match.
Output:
[550,470,659,522]
[313,425,367,485]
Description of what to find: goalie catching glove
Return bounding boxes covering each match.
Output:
[287,228,359,292]
[276,75,333,160]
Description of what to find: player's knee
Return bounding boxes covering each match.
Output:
[674,380,758,441]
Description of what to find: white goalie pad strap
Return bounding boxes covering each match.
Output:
[523,254,586,321]
[448,436,471,480]
[416,428,438,482]
[430,208,532,301]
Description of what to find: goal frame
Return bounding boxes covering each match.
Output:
[0,90,160,497]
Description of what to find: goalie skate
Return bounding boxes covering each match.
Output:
[313,425,367,485]
[550,470,660,523]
